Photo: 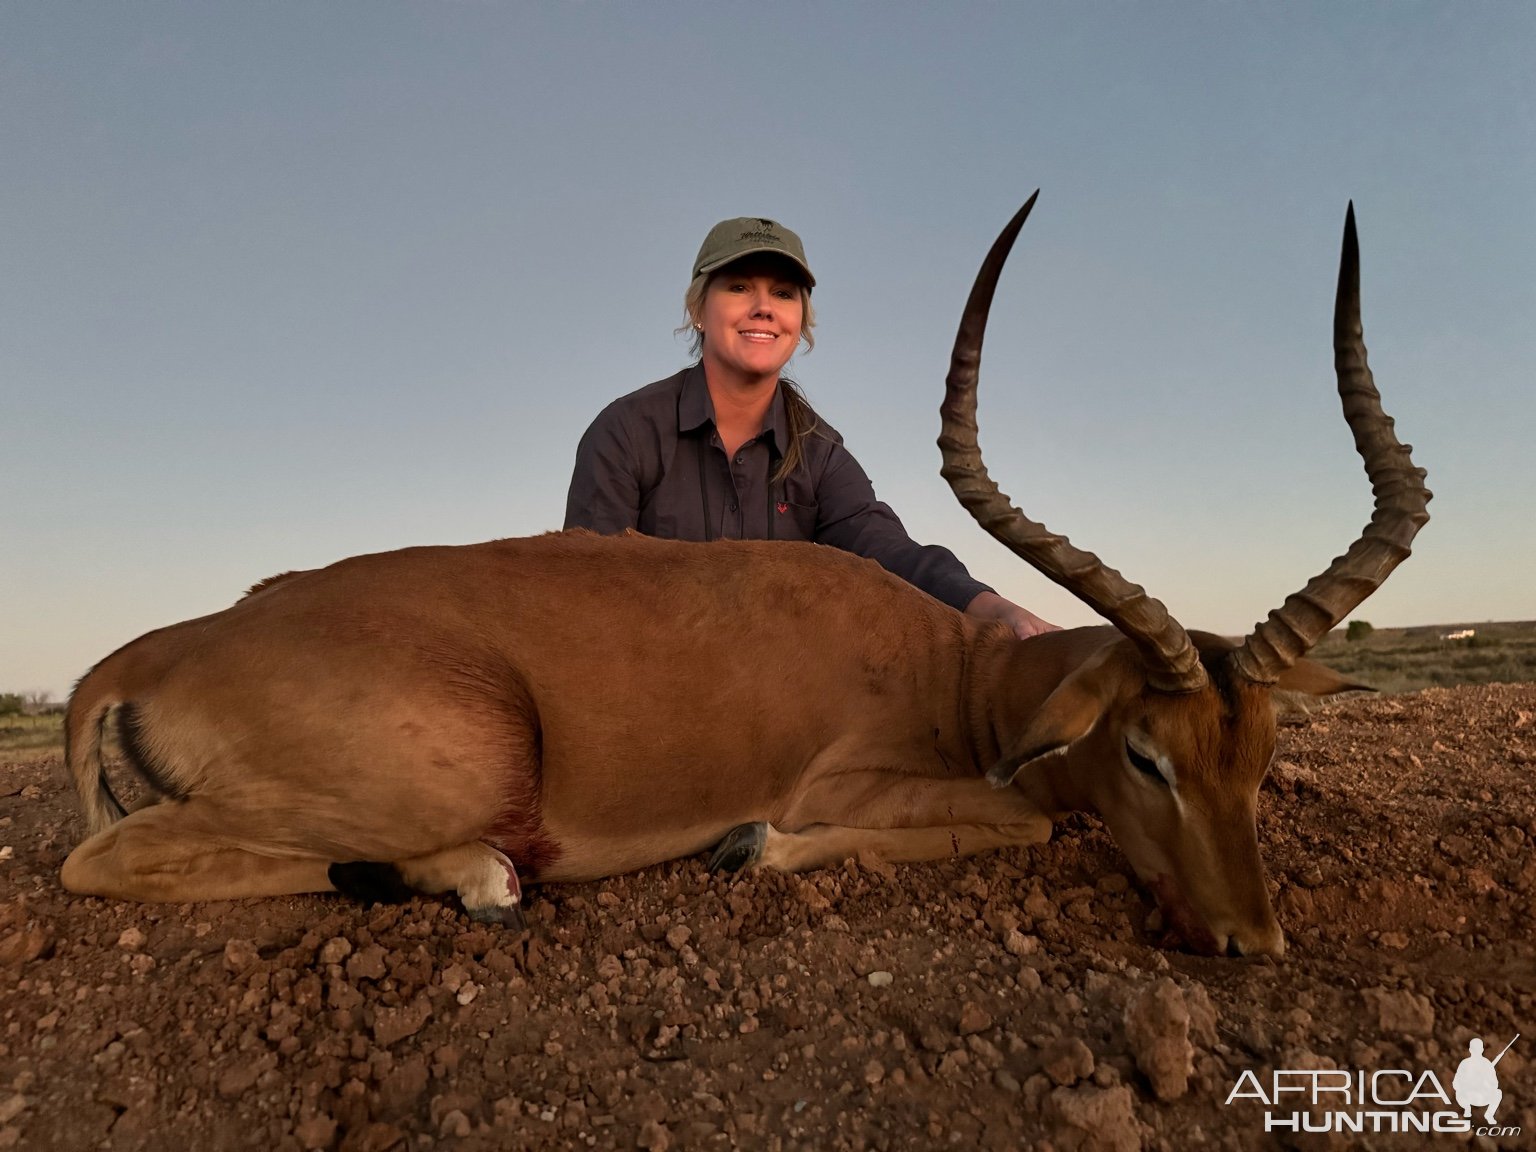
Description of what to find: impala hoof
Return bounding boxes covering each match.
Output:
[329,861,413,906]
[468,900,527,933]
[462,848,526,930]
[709,822,767,873]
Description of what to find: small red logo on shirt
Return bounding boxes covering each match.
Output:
[776,503,788,515]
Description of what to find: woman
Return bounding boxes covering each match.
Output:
[563,216,1056,640]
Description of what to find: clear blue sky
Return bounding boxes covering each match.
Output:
[4,2,1533,699]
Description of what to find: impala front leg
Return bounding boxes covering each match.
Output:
[756,820,1052,872]
[710,774,1053,874]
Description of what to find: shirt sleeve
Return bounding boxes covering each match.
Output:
[812,437,992,612]
[564,405,642,533]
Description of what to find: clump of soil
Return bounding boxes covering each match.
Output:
[2,683,1533,1150]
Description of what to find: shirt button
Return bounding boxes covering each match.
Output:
[729,504,738,513]
[734,454,744,464]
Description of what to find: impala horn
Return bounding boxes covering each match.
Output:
[1232,205,1431,683]
[938,193,1208,694]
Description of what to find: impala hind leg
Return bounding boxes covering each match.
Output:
[61,801,334,903]
[708,822,768,872]
[329,842,527,930]
[398,842,526,930]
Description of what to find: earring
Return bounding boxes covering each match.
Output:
[694,323,703,330]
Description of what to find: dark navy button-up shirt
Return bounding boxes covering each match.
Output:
[563,365,991,611]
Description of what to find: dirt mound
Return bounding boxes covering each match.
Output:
[3,683,1533,1150]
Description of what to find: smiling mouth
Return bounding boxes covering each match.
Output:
[738,330,778,342]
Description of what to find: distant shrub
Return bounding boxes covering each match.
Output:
[0,693,26,716]
[1346,620,1375,642]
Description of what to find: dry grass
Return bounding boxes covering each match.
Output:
[1310,619,1536,694]
[0,714,64,759]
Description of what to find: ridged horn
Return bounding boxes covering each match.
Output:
[938,194,1208,694]
[1233,204,1431,683]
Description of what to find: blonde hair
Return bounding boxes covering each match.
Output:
[678,270,820,483]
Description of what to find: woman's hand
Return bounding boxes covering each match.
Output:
[964,591,1060,641]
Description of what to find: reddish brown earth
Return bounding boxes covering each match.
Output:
[3,683,1534,1151]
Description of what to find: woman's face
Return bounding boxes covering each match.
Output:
[699,257,805,387]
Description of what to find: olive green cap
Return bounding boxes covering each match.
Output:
[692,216,815,288]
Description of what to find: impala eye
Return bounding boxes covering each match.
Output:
[1125,741,1164,782]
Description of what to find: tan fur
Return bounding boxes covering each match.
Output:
[60,533,1357,958]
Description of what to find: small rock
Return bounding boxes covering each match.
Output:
[338,1121,405,1152]
[346,945,388,982]
[1023,1073,1053,1113]
[1045,1084,1143,1152]
[1464,868,1498,895]
[637,1119,672,1151]
[958,1002,993,1035]
[438,1109,472,1138]
[116,927,146,951]
[373,996,434,1047]
[867,971,894,988]
[1364,988,1435,1037]
[1183,983,1219,1048]
[937,1049,971,1078]
[294,1115,337,1151]
[0,1097,26,1126]
[1004,929,1038,956]
[318,937,352,965]
[1267,760,1318,792]
[217,1062,262,1099]
[664,926,691,951]
[1043,1037,1095,1086]
[1023,891,1058,921]
[1123,979,1194,1100]
[0,927,51,966]
[966,1032,1004,1067]
[224,939,259,974]
[918,1023,950,1053]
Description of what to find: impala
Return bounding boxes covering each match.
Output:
[60,195,1428,958]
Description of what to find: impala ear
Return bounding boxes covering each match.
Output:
[1274,657,1374,697]
[986,655,1119,788]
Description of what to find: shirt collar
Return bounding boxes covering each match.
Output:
[678,363,788,456]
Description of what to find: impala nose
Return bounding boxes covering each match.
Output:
[1227,923,1285,959]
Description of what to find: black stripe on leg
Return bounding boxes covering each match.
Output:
[328,862,413,906]
[117,702,191,801]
